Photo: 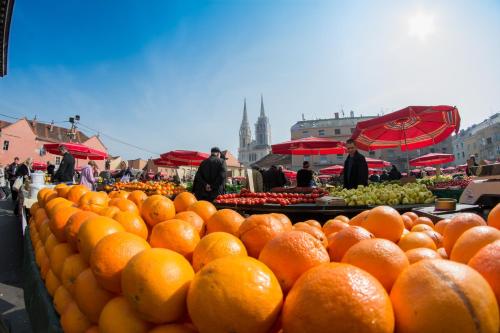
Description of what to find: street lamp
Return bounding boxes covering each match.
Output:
[67,115,81,142]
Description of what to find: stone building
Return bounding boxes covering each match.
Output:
[238,96,272,166]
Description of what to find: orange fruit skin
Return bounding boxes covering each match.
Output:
[342,238,409,292]
[34,207,48,231]
[390,259,499,333]
[113,211,149,240]
[49,206,80,242]
[65,211,98,252]
[39,221,51,243]
[443,213,487,255]
[327,226,374,262]
[292,223,328,247]
[173,192,198,213]
[109,198,140,215]
[282,262,394,333]
[44,234,60,258]
[150,219,200,260]
[46,198,74,220]
[422,230,443,248]
[61,254,89,296]
[397,232,437,252]
[402,214,414,230]
[67,185,90,204]
[50,243,75,279]
[192,232,247,272]
[302,219,322,229]
[53,286,73,315]
[333,215,350,224]
[74,268,114,324]
[205,209,245,236]
[258,231,330,293]
[98,206,121,218]
[411,223,434,232]
[437,247,449,259]
[77,216,125,263]
[349,210,370,226]
[450,226,500,264]
[187,200,217,223]
[99,297,151,333]
[127,190,148,211]
[60,301,92,333]
[187,256,283,333]
[434,218,451,234]
[45,269,61,297]
[412,216,434,228]
[122,248,194,324]
[109,190,130,199]
[174,211,205,236]
[141,195,176,227]
[487,203,500,229]
[90,232,151,293]
[402,211,418,221]
[239,214,289,258]
[468,240,500,305]
[361,206,405,242]
[78,191,109,213]
[322,219,349,236]
[148,323,198,333]
[84,326,99,333]
[405,248,442,264]
[269,213,293,231]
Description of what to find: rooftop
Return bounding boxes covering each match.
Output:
[0,118,92,143]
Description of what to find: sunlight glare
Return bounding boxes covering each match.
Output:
[408,12,435,41]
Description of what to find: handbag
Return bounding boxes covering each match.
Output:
[12,176,23,192]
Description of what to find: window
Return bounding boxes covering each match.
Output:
[350,128,355,133]
[302,130,309,135]
[442,147,447,152]
[486,137,492,145]
[369,151,375,156]
[318,129,325,136]
[304,155,310,162]
[320,156,328,164]
[334,129,341,135]
[462,152,465,158]
[430,148,435,153]
[55,157,61,165]
[2,140,9,151]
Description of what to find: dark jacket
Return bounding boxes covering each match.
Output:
[53,152,75,182]
[114,168,133,180]
[7,162,18,181]
[343,151,368,189]
[47,164,55,176]
[193,155,226,201]
[296,169,314,187]
[264,167,287,190]
[15,164,30,178]
[389,167,402,180]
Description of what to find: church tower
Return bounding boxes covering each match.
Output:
[255,94,271,147]
[238,99,252,162]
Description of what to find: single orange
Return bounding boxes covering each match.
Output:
[322,219,349,236]
[173,192,197,213]
[141,195,176,227]
[434,218,451,234]
[77,216,125,263]
[405,248,441,264]
[187,200,217,223]
[397,232,437,252]
[74,268,114,323]
[443,213,487,255]
[192,231,247,272]
[487,202,500,229]
[361,206,404,242]
[174,211,205,236]
[65,211,98,251]
[99,297,151,333]
[468,240,500,305]
[327,226,374,262]
[150,219,200,260]
[450,226,500,264]
[78,191,109,213]
[205,209,245,236]
[60,301,92,333]
[113,211,149,240]
[239,214,289,258]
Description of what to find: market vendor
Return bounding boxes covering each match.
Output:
[193,147,227,201]
[343,139,368,189]
[53,145,75,184]
[297,161,314,187]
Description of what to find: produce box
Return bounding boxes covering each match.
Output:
[431,189,464,201]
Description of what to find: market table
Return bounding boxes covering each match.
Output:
[214,203,432,223]
[412,203,481,222]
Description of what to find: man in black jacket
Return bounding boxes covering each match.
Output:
[193,147,227,202]
[53,145,75,183]
[343,139,368,189]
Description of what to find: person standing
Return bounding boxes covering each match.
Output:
[114,161,133,181]
[0,162,7,200]
[7,157,20,201]
[466,155,478,176]
[53,145,76,183]
[296,161,314,188]
[343,139,368,189]
[13,158,33,215]
[193,147,226,202]
[46,161,55,180]
[389,165,402,180]
[80,161,98,190]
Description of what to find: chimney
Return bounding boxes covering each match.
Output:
[32,115,37,127]
[334,112,339,119]
[350,110,354,118]
[49,121,54,132]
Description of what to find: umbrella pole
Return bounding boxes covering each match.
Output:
[402,125,410,172]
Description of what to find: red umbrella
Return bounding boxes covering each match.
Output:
[319,165,344,175]
[282,169,297,179]
[423,166,436,172]
[457,164,467,171]
[351,106,460,151]
[365,157,391,168]
[43,142,108,160]
[32,161,47,171]
[369,168,383,175]
[409,153,455,166]
[160,150,209,167]
[271,137,346,155]
[153,158,179,168]
[410,168,422,173]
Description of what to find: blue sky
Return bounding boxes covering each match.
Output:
[1,0,499,159]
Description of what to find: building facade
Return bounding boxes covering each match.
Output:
[289,111,454,171]
[238,96,272,166]
[452,113,500,165]
[0,117,108,170]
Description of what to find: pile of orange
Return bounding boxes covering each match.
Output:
[28,187,500,333]
[111,181,185,198]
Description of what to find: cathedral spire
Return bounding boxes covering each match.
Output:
[242,98,248,124]
[260,94,265,117]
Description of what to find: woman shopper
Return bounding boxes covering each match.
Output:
[13,158,32,215]
[80,161,98,190]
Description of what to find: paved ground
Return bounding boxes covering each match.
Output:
[0,199,32,333]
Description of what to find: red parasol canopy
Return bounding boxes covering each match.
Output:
[152,158,179,168]
[282,169,297,179]
[159,150,209,167]
[457,164,467,171]
[319,165,344,175]
[365,157,391,168]
[423,166,436,172]
[318,174,332,180]
[442,166,456,173]
[43,142,108,160]
[351,106,460,152]
[409,153,455,166]
[410,169,422,173]
[271,137,346,155]
[32,161,47,171]
[369,168,383,175]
